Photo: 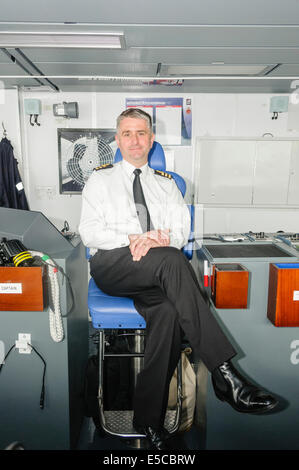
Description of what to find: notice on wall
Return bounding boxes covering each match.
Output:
[126,97,192,146]
[155,106,182,145]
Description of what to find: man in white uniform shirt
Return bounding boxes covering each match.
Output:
[79,108,277,450]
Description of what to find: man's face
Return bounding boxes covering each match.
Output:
[115,116,154,167]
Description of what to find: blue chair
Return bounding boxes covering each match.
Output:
[87,141,194,438]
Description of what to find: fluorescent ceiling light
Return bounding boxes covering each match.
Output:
[162,64,275,76]
[0,32,125,48]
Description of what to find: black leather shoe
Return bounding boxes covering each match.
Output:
[133,421,167,450]
[212,361,278,414]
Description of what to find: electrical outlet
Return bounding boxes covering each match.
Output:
[15,333,31,354]
[35,185,56,200]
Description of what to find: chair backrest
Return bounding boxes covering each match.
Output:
[114,141,186,197]
[114,141,166,170]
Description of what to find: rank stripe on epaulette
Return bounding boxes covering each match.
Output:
[94,163,113,171]
[154,169,172,179]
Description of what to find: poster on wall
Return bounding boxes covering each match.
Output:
[126,97,192,146]
[58,128,117,194]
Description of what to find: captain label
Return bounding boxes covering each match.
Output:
[0,283,22,294]
[293,291,299,301]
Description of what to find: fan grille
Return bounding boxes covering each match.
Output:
[66,135,114,187]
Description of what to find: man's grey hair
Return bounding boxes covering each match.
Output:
[116,108,153,134]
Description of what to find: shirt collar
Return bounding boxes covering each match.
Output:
[121,159,150,179]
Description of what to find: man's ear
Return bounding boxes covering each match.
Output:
[115,134,119,146]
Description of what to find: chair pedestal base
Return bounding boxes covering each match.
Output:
[102,409,179,438]
[97,330,182,439]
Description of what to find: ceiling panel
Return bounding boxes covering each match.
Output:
[0,1,299,93]
[1,0,299,25]
[11,47,299,66]
[125,26,299,48]
[2,24,299,48]
[6,47,144,64]
[0,61,38,75]
[0,77,40,88]
[268,64,299,76]
[37,62,157,76]
[32,76,293,94]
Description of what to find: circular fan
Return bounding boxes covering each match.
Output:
[64,134,114,189]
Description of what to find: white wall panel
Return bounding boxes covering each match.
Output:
[253,141,292,205]
[15,91,299,234]
[288,141,299,205]
[197,139,255,204]
[203,207,299,234]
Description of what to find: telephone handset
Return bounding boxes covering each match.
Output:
[0,238,64,342]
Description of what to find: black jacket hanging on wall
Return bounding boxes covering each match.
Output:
[0,137,29,210]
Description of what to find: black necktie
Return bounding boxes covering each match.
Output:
[133,169,154,233]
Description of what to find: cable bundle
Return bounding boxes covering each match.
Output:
[13,250,33,267]
[29,251,64,343]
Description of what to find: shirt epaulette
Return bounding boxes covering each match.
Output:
[154,169,172,179]
[94,163,114,171]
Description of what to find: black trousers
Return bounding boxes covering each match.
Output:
[90,246,236,428]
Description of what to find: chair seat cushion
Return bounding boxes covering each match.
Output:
[88,278,146,329]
